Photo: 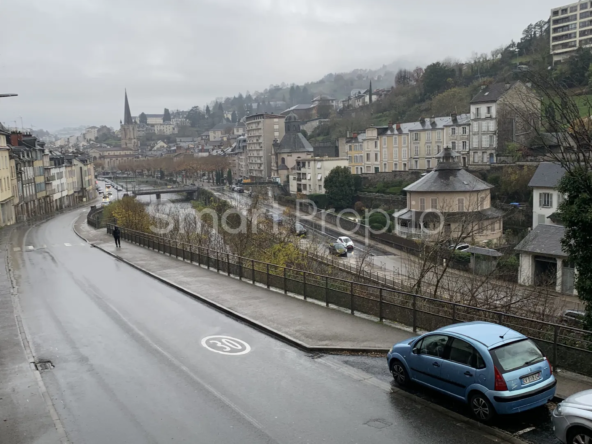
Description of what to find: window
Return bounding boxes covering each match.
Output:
[451,142,457,151]
[436,131,442,141]
[393,149,398,160]
[540,192,553,208]
[374,153,379,162]
[426,159,431,169]
[414,160,419,169]
[393,136,398,145]
[413,133,419,142]
[382,137,387,147]
[482,152,487,163]
[402,136,408,146]
[486,106,492,115]
[489,135,495,147]
[402,148,408,160]
[414,146,419,157]
[482,135,490,148]
[403,163,407,171]
[436,145,441,154]
[414,335,448,357]
[475,108,481,118]
[348,144,353,152]
[419,198,426,211]
[317,162,322,169]
[274,124,279,130]
[582,2,589,10]
[426,132,432,142]
[431,198,438,209]
[317,174,322,181]
[458,198,465,212]
[462,126,467,135]
[374,141,378,148]
[462,141,467,151]
[490,222,495,233]
[426,145,432,156]
[366,166,371,173]
[394,163,398,171]
[451,127,456,136]
[318,185,322,192]
[383,149,387,160]
[365,153,370,162]
[473,135,479,148]
[449,339,485,369]
[472,122,479,133]
[383,163,387,171]
[491,339,543,373]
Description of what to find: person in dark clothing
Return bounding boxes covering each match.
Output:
[113,226,121,248]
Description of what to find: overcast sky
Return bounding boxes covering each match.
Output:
[1,0,560,132]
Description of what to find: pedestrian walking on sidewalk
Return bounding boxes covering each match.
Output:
[113,226,121,248]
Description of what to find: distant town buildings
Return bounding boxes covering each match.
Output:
[245,113,286,179]
[550,0,592,64]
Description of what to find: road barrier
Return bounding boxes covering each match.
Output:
[107,224,592,377]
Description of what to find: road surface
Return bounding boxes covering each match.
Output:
[5,208,509,443]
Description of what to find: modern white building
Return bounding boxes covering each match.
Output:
[551,0,592,64]
[290,157,348,195]
[155,123,175,135]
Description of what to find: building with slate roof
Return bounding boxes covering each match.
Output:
[394,147,504,244]
[271,113,314,180]
[515,224,575,294]
[469,81,540,166]
[528,162,566,228]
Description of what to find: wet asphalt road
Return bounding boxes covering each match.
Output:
[4,209,518,444]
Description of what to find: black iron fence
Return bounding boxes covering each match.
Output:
[107,224,592,378]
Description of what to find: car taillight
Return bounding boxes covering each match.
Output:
[545,357,553,375]
[494,366,508,391]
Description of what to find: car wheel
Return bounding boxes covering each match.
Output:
[390,360,409,386]
[567,427,592,444]
[469,392,495,423]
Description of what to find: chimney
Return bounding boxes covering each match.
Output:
[10,132,23,146]
[396,123,402,132]
[451,112,458,123]
[353,132,358,139]
[388,121,394,131]
[419,117,425,125]
[505,82,511,90]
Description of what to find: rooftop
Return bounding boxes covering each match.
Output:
[470,81,518,104]
[528,162,566,188]
[437,322,525,349]
[514,224,567,258]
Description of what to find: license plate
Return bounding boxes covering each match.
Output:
[521,372,542,385]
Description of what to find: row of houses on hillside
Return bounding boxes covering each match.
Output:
[340,81,543,173]
[0,125,96,227]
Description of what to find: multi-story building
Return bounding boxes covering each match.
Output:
[341,133,367,174]
[290,157,349,195]
[154,122,175,135]
[550,0,592,64]
[271,114,314,180]
[46,153,68,211]
[444,113,472,168]
[84,126,98,141]
[231,136,249,180]
[245,113,285,179]
[0,125,15,227]
[469,81,540,166]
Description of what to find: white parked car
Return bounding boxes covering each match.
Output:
[337,236,354,250]
[450,243,470,252]
[552,390,592,444]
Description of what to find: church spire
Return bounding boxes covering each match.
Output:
[124,89,133,125]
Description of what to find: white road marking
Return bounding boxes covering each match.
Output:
[514,427,536,436]
[64,243,72,247]
[13,247,21,252]
[201,336,251,355]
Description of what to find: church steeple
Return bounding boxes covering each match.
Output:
[124,89,133,125]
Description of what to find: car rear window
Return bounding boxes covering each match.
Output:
[490,339,544,373]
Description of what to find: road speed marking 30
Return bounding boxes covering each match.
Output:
[201,336,251,355]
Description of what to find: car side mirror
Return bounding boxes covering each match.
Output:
[412,348,419,355]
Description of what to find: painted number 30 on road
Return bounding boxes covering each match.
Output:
[201,336,251,355]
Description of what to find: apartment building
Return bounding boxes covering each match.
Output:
[290,157,348,195]
[444,113,471,168]
[469,81,540,166]
[0,125,15,226]
[245,113,285,179]
[342,133,367,174]
[550,0,592,64]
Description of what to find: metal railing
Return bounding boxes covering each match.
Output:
[107,224,592,377]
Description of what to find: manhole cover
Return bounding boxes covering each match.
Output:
[34,361,54,371]
[365,419,392,429]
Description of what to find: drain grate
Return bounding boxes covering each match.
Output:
[33,361,54,371]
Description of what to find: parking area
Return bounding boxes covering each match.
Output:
[330,354,560,444]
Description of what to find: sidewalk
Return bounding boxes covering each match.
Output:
[74,214,592,400]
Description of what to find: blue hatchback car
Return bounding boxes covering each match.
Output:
[387,322,556,422]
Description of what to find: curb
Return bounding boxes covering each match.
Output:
[73,220,390,355]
